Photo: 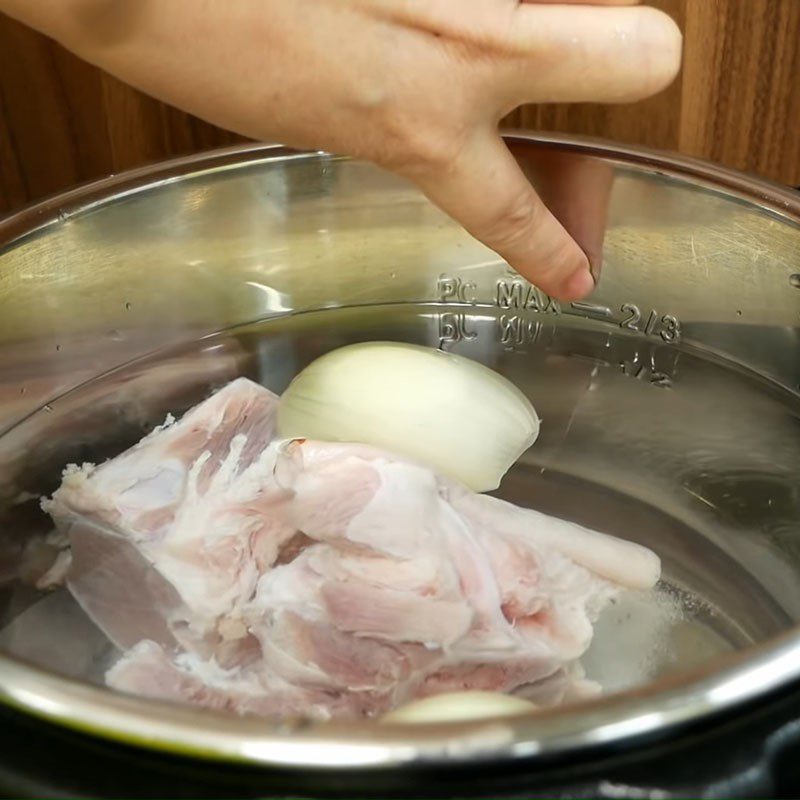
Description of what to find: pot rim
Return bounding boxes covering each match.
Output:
[1,133,799,769]
[2,132,798,249]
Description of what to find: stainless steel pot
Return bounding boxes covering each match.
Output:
[0,134,799,773]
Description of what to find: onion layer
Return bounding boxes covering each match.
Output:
[277,342,539,491]
[381,691,536,724]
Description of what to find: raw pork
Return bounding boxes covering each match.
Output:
[45,378,661,720]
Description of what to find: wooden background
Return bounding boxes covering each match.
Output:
[1,0,799,214]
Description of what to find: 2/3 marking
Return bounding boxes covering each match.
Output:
[620,304,681,343]
[620,303,640,331]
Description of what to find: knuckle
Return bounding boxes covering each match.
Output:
[481,189,539,249]
[481,192,587,283]
[374,108,469,174]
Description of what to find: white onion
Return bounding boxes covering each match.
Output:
[381,691,536,724]
[277,342,539,491]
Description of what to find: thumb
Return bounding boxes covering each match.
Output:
[409,132,593,301]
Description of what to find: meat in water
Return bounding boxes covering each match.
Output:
[44,378,660,720]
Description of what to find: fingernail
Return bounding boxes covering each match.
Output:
[561,267,594,300]
[589,257,602,287]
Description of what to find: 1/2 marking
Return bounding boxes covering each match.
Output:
[619,360,672,389]
[619,347,676,389]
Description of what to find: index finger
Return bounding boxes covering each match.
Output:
[496,5,682,104]
[519,151,614,285]
[523,1,640,5]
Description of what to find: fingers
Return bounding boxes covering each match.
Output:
[500,5,682,104]
[409,131,593,301]
[523,1,640,5]
[522,0,641,6]
[519,151,614,284]
[366,2,680,106]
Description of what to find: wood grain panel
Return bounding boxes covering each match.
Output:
[0,16,83,207]
[1,0,799,213]
[679,0,800,181]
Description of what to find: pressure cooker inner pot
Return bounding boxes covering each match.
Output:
[0,138,798,760]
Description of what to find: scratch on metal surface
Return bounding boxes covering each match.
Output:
[684,486,718,511]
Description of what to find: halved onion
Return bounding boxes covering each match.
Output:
[276,342,539,491]
[381,691,536,724]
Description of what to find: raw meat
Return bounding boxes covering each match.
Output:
[45,378,661,720]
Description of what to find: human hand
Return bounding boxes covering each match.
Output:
[2,0,681,299]
[517,142,616,287]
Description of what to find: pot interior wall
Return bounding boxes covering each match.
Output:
[0,138,798,763]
